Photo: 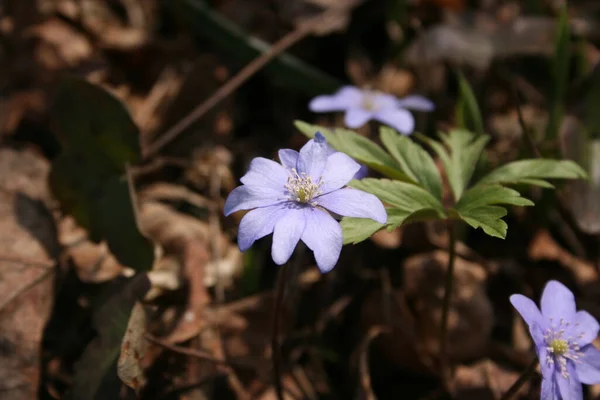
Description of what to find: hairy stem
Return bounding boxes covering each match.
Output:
[271,263,289,400]
[499,359,538,400]
[439,220,456,387]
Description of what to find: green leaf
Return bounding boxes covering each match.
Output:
[458,205,508,239]
[67,275,151,400]
[455,71,484,135]
[341,208,410,245]
[379,126,443,199]
[349,178,446,216]
[294,121,411,180]
[50,76,141,172]
[476,159,588,186]
[546,5,570,141]
[341,207,443,245]
[418,129,490,201]
[455,184,533,212]
[171,0,341,96]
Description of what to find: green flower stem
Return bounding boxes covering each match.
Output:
[271,262,289,400]
[499,358,538,400]
[439,220,456,387]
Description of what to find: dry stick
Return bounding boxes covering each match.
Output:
[145,334,253,370]
[439,220,456,391]
[272,262,290,400]
[499,358,538,400]
[0,268,54,314]
[142,18,319,160]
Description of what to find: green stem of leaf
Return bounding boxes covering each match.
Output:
[499,358,538,400]
[439,220,456,387]
[271,262,289,400]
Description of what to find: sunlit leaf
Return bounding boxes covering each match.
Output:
[379,126,443,199]
[418,129,489,201]
[476,159,587,186]
[455,184,534,211]
[349,178,445,215]
[295,121,411,180]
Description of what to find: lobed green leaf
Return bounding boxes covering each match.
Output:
[379,126,443,199]
[476,159,588,186]
[457,205,508,239]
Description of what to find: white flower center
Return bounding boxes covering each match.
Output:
[361,90,380,111]
[284,168,323,205]
[544,318,585,379]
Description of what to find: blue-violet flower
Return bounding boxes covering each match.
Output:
[224,133,387,272]
[309,85,434,135]
[510,280,600,399]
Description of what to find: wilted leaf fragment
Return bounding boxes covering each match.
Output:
[67,274,151,400]
[117,302,148,394]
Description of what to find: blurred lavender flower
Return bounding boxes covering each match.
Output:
[224,133,386,272]
[309,86,434,135]
[510,281,600,399]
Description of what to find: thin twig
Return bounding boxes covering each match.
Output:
[439,220,456,390]
[145,334,254,370]
[358,326,390,400]
[272,262,290,400]
[512,84,541,158]
[499,358,538,400]
[143,18,319,159]
[0,268,54,314]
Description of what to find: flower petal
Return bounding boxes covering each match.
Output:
[278,149,299,170]
[569,311,599,346]
[510,294,544,330]
[575,345,600,384]
[298,132,329,178]
[317,188,387,224]
[224,186,283,216]
[237,204,288,251]
[309,86,363,112]
[353,164,368,180]
[556,363,583,400]
[240,157,288,190]
[541,376,558,400]
[541,280,577,322]
[532,323,554,380]
[374,108,415,135]
[344,108,373,128]
[319,152,361,193]
[300,207,342,273]
[271,205,307,265]
[396,95,435,112]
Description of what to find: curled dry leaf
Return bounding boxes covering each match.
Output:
[403,251,493,361]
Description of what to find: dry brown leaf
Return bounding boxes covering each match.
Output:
[0,147,57,400]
